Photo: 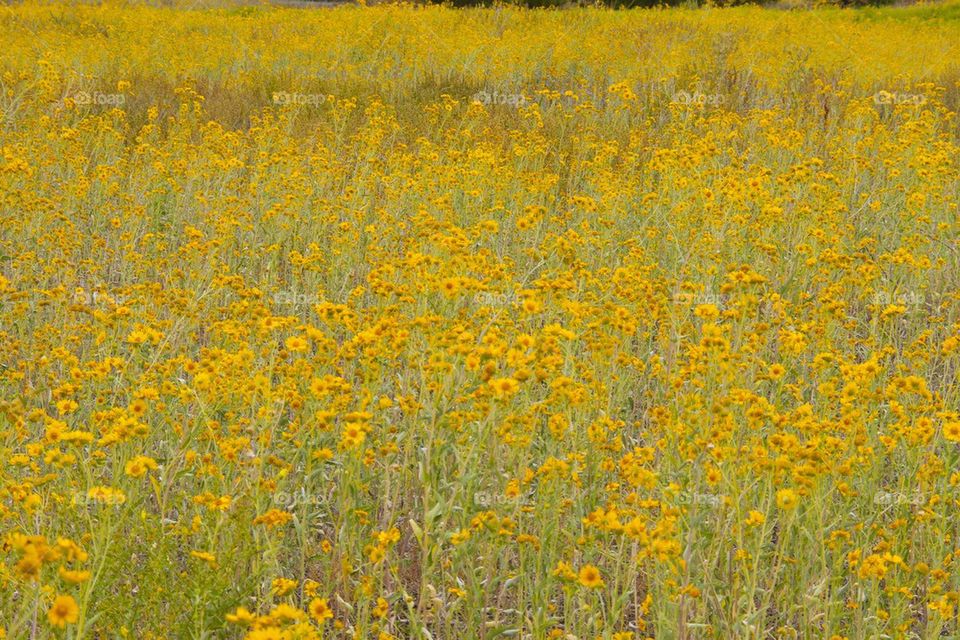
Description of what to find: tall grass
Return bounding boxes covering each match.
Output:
[1,2,959,639]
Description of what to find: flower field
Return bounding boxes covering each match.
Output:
[1,1,960,638]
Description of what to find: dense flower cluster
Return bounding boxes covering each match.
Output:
[1,1,959,638]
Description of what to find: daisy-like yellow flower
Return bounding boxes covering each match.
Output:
[190,550,217,567]
[372,596,389,618]
[776,488,799,511]
[226,607,256,625]
[58,566,92,584]
[578,564,604,589]
[308,597,333,623]
[124,455,158,478]
[943,421,960,442]
[284,335,308,352]
[705,466,722,485]
[489,377,520,399]
[253,509,293,529]
[271,577,297,597]
[47,594,79,628]
[244,628,288,640]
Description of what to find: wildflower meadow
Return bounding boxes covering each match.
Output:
[1,1,960,638]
